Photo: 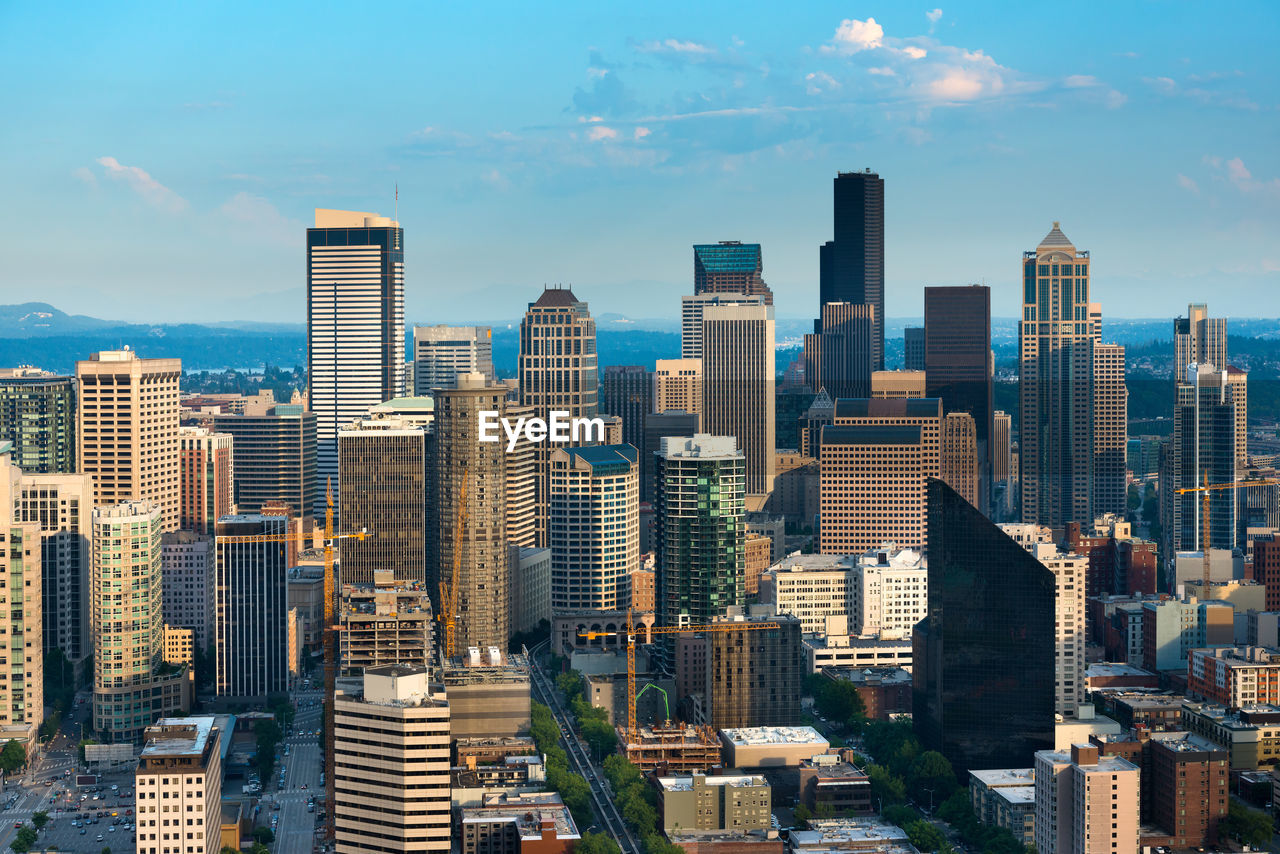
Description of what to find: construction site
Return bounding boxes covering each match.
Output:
[621,723,723,773]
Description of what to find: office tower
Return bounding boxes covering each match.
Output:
[600,365,652,451]
[702,303,775,495]
[993,411,1012,483]
[15,470,92,672]
[1034,744,1140,854]
[499,401,540,553]
[1225,367,1249,475]
[210,403,316,518]
[0,449,42,753]
[214,514,289,700]
[93,500,189,743]
[1019,223,1095,530]
[161,532,215,651]
[339,580,434,675]
[707,609,803,730]
[549,445,639,613]
[654,358,702,418]
[307,208,406,516]
[871,370,925,400]
[925,285,993,511]
[510,546,551,634]
[0,371,76,474]
[798,391,834,458]
[412,325,494,395]
[338,418,427,586]
[334,665,451,854]
[1174,303,1227,378]
[914,479,1056,772]
[178,426,233,535]
[655,436,745,633]
[903,327,925,372]
[693,241,773,304]
[681,293,767,360]
[433,374,510,657]
[519,287,599,418]
[819,399,941,553]
[77,348,181,531]
[1093,343,1128,518]
[819,170,885,371]
[940,412,979,508]
[1170,365,1239,555]
[135,717,222,854]
[642,411,700,504]
[803,302,875,399]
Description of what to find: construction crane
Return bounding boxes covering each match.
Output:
[579,610,779,741]
[217,480,366,841]
[1175,475,1279,584]
[438,465,467,658]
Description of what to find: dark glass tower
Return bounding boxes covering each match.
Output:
[694,241,773,304]
[601,365,652,452]
[925,286,993,514]
[913,478,1055,773]
[0,374,76,474]
[820,171,884,371]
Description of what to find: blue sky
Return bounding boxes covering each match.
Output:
[2,2,1277,324]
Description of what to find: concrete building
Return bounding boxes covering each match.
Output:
[744,533,771,598]
[825,666,912,721]
[0,372,76,474]
[970,768,1036,848]
[0,449,42,754]
[654,358,702,419]
[177,426,233,535]
[803,301,875,400]
[701,302,776,495]
[693,241,773,303]
[209,403,316,518]
[338,417,427,586]
[1092,343,1128,519]
[1180,701,1280,770]
[1188,646,1280,707]
[629,568,655,613]
[460,791,580,854]
[412,324,494,394]
[870,370,925,400]
[719,725,829,768]
[1167,364,1241,561]
[642,410,700,505]
[706,607,803,730]
[657,772,771,835]
[798,754,871,815]
[338,578,434,676]
[1034,744,1139,854]
[1182,578,1266,614]
[161,531,215,651]
[135,717,223,854]
[1141,598,1233,672]
[804,630,914,673]
[510,546,551,636]
[798,391,834,459]
[333,665,451,853]
[904,327,925,372]
[518,286,600,422]
[1174,303,1227,380]
[214,515,289,700]
[442,650,531,739]
[307,208,407,516]
[77,348,181,531]
[790,818,913,854]
[993,410,1011,484]
[940,412,979,509]
[681,293,767,361]
[600,365,651,452]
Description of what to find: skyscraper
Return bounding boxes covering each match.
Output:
[913,479,1056,772]
[178,426,234,535]
[1169,365,1240,556]
[681,293,767,360]
[903,327,925,372]
[215,514,289,700]
[307,208,406,516]
[702,303,775,495]
[0,371,76,474]
[802,302,875,399]
[642,411,700,505]
[519,287,599,419]
[693,241,773,304]
[925,285,993,512]
[0,447,43,753]
[1174,303,1227,378]
[412,325,494,395]
[600,365,652,452]
[77,348,181,531]
[940,412,979,509]
[653,358,702,418]
[993,411,1012,483]
[706,609,803,730]
[338,418,427,586]
[211,402,316,518]
[820,170,885,371]
[161,531,215,652]
[1093,342,1128,518]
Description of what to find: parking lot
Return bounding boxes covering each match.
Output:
[1,764,138,854]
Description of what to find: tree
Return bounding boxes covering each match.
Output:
[1219,801,1272,848]
[881,804,917,827]
[221,847,240,854]
[809,675,868,726]
[249,844,270,854]
[31,812,48,831]
[603,754,643,791]
[867,763,907,808]
[908,751,959,808]
[253,826,275,844]
[0,740,25,774]
[575,832,622,854]
[644,835,684,854]
[10,826,37,854]
[905,820,947,852]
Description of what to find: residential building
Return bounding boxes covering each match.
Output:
[642,410,699,504]
[791,818,914,854]
[629,568,655,613]
[803,301,875,399]
[1140,598,1233,672]
[77,348,182,531]
[1093,343,1128,519]
[135,717,223,854]
[307,208,406,516]
[214,514,289,700]
[903,327,925,372]
[1167,364,1240,560]
[333,665,451,853]
[825,666,912,721]
[177,427,233,535]
[657,772,771,835]
[600,365,651,452]
[1188,646,1280,707]
[412,325,494,395]
[1226,366,1249,476]
[693,241,773,304]
[819,170,885,372]
[870,370,925,400]
[940,412,979,508]
[970,768,1036,848]
[550,445,639,614]
[1174,303,1227,379]
[706,607,803,730]
[654,358,702,418]
[209,403,315,518]
[338,579,434,676]
[798,754,871,814]
[744,533,771,597]
[1066,516,1158,598]
[163,624,195,675]
[510,546,551,636]
[460,791,579,854]
[503,401,539,550]
[161,531,215,651]
[681,293,766,360]
[1180,701,1280,771]
[338,417,427,585]
[993,410,1011,483]
[0,449,42,753]
[702,302,775,495]
[0,372,76,474]
[1033,744,1140,854]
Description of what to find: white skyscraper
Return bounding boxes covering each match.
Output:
[412,325,494,394]
[681,293,767,360]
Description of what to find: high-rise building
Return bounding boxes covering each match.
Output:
[502,402,540,550]
[693,241,773,304]
[820,170,885,371]
[706,608,803,730]
[338,418,427,586]
[803,302,875,399]
[1034,744,1139,854]
[412,325,494,395]
[993,411,1012,483]
[925,285,992,512]
[1225,367,1249,476]
[914,479,1056,772]
[903,327,925,372]
[93,500,189,743]
[214,515,289,700]
[178,426,234,535]
[161,532,215,652]
[334,665,452,854]
[702,303,775,495]
[307,208,406,516]
[642,410,700,505]
[135,717,223,854]
[653,358,702,418]
[1019,224,1095,530]
[0,372,76,474]
[1093,343,1128,519]
[0,448,42,753]
[798,391,834,459]
[1169,365,1239,556]
[656,436,745,634]
[338,580,434,675]
[433,374,511,657]
[519,287,599,419]
[210,403,316,518]
[819,399,941,554]
[1174,303,1227,379]
[940,412,979,509]
[549,445,639,614]
[871,371,926,400]
[600,365,651,452]
[681,294,767,360]
[77,348,181,531]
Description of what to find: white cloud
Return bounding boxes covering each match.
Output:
[1204,156,1280,197]
[868,66,896,77]
[481,169,511,190]
[1176,173,1200,194]
[1143,76,1177,92]
[926,8,943,24]
[805,71,841,95]
[828,17,883,53]
[900,46,927,59]
[634,127,651,139]
[926,68,990,100]
[638,38,714,55]
[95,156,187,213]
[587,126,619,142]
[219,192,300,243]
[587,67,609,79]
[73,166,97,187]
[1063,75,1098,88]
[1106,89,1128,109]
[1226,157,1252,184]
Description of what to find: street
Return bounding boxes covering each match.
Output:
[271,687,324,854]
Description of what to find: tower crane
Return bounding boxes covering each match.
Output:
[438,465,467,658]
[1175,475,1279,584]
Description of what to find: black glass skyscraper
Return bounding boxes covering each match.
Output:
[819,170,884,371]
[913,478,1055,773]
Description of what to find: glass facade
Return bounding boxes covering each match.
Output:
[820,171,884,371]
[0,376,76,474]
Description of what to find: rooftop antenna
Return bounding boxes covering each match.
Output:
[395,182,398,224]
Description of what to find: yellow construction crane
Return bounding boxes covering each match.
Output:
[1175,475,1279,584]
[579,611,779,741]
[439,466,467,658]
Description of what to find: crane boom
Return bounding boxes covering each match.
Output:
[1174,476,1280,584]
[439,466,467,659]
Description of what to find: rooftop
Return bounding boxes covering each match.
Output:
[1086,662,1158,679]
[1037,221,1074,249]
[830,667,913,686]
[832,398,941,420]
[531,286,582,308]
[461,791,579,841]
[790,818,910,848]
[657,773,766,791]
[720,726,828,747]
[993,786,1036,806]
[970,768,1034,788]
[141,716,216,759]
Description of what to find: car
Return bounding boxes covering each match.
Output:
[301,783,308,789]
[109,826,116,833]
[80,829,86,836]
[13,822,21,829]
[97,835,104,842]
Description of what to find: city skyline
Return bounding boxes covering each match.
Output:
[3,3,1277,323]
